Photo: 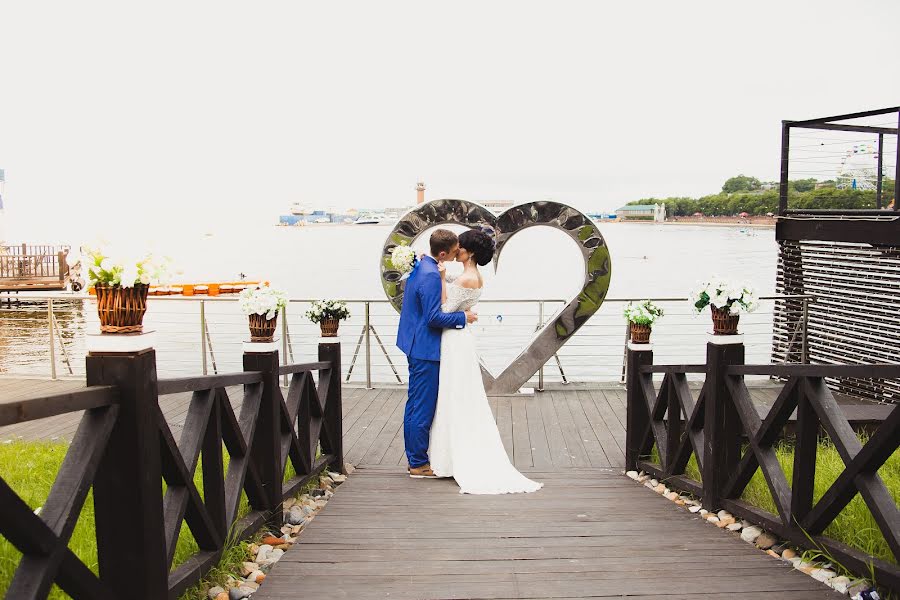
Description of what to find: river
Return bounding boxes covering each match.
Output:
[1,222,779,382]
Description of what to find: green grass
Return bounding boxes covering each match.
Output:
[0,439,256,599]
[649,437,900,567]
[177,455,323,600]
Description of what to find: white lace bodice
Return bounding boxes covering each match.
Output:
[441,281,482,313]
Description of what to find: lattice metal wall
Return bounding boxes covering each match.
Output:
[774,239,900,404]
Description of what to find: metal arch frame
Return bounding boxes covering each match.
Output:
[380,199,612,394]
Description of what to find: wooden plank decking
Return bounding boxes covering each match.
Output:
[255,467,838,599]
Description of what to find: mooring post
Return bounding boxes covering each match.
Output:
[243,345,283,529]
[702,336,745,511]
[87,345,168,600]
[625,342,653,472]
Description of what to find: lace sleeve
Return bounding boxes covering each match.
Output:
[441,285,481,313]
[441,285,467,313]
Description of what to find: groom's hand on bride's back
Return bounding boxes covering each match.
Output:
[465,310,478,324]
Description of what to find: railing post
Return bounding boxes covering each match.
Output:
[87,347,168,599]
[200,300,208,375]
[364,302,372,390]
[702,336,745,511]
[319,341,344,473]
[243,346,283,528]
[281,305,289,387]
[537,301,545,392]
[57,251,66,285]
[625,342,653,471]
[48,299,57,380]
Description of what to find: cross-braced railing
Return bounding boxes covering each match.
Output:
[0,342,343,600]
[626,342,900,592]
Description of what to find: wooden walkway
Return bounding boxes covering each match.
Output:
[0,378,854,597]
[342,385,631,470]
[256,467,838,599]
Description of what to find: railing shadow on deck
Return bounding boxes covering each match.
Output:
[625,340,900,593]
[0,342,343,600]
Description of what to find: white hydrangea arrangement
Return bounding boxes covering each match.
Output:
[623,300,664,326]
[305,300,351,324]
[389,242,417,274]
[690,277,759,315]
[239,284,287,320]
[82,244,171,288]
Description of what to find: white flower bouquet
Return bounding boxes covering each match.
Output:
[82,245,171,288]
[305,300,351,324]
[623,300,664,326]
[689,277,759,315]
[239,284,287,320]
[390,242,417,274]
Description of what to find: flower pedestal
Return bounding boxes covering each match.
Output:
[320,319,340,337]
[706,332,744,346]
[249,313,278,342]
[242,340,279,353]
[95,284,150,334]
[86,330,156,354]
[629,323,652,344]
[711,307,740,335]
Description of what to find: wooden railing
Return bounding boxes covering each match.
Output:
[626,341,900,592]
[0,342,342,599]
[1,244,66,257]
[0,244,69,288]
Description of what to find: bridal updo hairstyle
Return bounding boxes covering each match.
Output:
[458,228,495,267]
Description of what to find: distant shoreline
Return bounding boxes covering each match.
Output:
[274,216,778,229]
[609,216,776,228]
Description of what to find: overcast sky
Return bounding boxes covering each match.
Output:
[1,0,899,242]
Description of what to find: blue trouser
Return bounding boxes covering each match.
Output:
[404,357,440,468]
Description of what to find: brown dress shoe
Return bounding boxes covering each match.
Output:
[408,465,436,478]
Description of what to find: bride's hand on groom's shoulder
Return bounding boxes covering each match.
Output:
[437,262,446,279]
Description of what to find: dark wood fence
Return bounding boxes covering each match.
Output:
[0,343,342,600]
[626,341,900,592]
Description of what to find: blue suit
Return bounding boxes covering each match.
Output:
[397,256,466,467]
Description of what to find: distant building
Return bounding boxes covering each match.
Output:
[416,181,426,204]
[615,203,666,222]
[480,200,514,215]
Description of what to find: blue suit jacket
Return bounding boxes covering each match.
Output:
[396,256,466,362]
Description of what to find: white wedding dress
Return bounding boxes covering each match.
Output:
[429,278,543,495]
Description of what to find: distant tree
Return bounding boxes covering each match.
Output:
[722,175,762,194]
[790,178,818,193]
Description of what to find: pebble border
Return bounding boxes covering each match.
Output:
[624,470,882,599]
[204,465,353,600]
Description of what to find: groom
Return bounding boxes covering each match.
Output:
[397,229,478,478]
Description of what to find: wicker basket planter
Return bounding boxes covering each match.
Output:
[320,318,340,337]
[711,306,740,335]
[249,313,278,342]
[95,284,149,334]
[629,322,652,344]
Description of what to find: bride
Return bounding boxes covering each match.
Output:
[428,227,543,495]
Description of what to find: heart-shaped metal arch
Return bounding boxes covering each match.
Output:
[381,199,612,394]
